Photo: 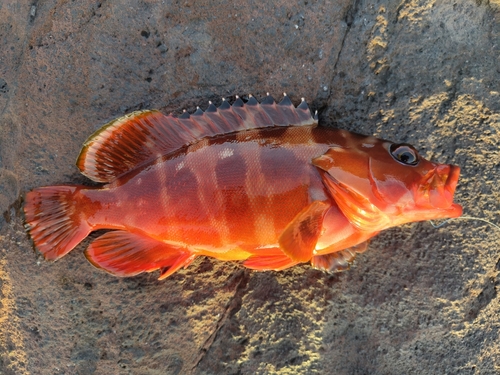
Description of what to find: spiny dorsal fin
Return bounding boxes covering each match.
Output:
[77,94,317,183]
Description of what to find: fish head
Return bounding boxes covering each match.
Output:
[313,135,462,231]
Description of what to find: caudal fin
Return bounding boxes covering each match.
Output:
[24,186,91,260]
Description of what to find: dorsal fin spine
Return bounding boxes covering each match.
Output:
[219,103,246,132]
[247,96,259,105]
[177,116,205,140]
[168,116,197,141]
[219,99,231,110]
[204,107,233,133]
[261,98,286,126]
[233,101,273,129]
[191,111,220,135]
[233,97,244,107]
[278,94,293,106]
[262,94,275,105]
[195,112,223,135]
[206,102,217,112]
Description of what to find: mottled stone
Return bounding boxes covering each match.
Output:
[0,0,499,374]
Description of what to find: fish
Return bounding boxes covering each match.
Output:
[23,94,463,279]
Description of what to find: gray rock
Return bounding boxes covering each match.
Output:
[0,0,498,374]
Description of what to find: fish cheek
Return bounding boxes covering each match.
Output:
[312,147,367,177]
[367,158,419,209]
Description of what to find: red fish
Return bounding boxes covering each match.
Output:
[24,94,462,279]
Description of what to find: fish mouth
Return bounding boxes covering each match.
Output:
[427,164,462,217]
[445,165,460,198]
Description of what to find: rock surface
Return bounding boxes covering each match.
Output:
[0,0,499,374]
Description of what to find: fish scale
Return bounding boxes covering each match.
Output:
[23,94,462,278]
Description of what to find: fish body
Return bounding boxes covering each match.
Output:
[24,95,462,278]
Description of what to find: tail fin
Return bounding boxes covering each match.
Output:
[24,186,91,260]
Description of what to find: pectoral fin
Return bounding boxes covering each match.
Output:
[278,201,330,262]
[313,167,390,232]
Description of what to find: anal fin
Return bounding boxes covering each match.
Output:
[159,253,196,280]
[85,230,194,279]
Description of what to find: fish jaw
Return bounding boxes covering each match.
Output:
[392,164,462,225]
[392,202,462,227]
[435,164,462,218]
[414,164,462,215]
[420,164,460,208]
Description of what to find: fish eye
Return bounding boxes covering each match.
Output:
[389,143,419,166]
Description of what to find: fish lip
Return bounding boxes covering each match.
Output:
[445,164,460,195]
[446,203,463,218]
[423,163,462,215]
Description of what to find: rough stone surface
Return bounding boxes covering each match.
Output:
[0,0,499,374]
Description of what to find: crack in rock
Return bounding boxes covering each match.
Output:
[190,269,250,373]
[315,0,361,111]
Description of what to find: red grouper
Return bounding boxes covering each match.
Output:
[24,94,462,279]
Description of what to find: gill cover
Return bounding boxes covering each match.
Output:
[312,146,391,232]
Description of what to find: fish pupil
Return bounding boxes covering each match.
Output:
[400,152,413,163]
[390,143,419,166]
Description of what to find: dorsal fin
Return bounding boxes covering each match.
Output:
[77,94,317,183]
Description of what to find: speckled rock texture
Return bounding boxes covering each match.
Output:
[0,0,499,374]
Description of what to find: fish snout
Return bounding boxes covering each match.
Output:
[428,165,453,208]
[422,164,460,210]
[444,164,460,195]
